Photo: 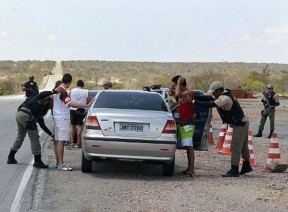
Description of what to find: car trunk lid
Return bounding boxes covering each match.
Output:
[92,109,172,138]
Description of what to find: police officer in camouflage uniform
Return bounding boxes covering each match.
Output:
[193,82,252,177]
[254,84,280,139]
[7,89,58,168]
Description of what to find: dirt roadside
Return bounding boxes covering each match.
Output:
[29,98,288,212]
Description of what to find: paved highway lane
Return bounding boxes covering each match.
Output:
[0,62,62,211]
[0,95,54,211]
[0,95,37,211]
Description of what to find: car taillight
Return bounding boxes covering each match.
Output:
[162,120,176,134]
[85,116,101,130]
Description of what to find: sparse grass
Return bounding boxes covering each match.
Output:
[0,60,56,95]
[61,61,288,95]
[1,60,288,96]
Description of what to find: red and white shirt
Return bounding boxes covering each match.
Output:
[53,86,72,119]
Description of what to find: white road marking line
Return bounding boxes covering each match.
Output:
[10,130,44,212]
[31,169,46,209]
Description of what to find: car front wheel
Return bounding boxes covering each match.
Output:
[81,151,92,173]
[161,157,175,176]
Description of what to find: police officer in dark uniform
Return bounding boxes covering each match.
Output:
[254,84,280,138]
[193,81,252,177]
[7,89,58,168]
[22,75,39,98]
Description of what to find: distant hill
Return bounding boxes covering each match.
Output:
[61,60,288,94]
[0,60,55,95]
[1,60,287,95]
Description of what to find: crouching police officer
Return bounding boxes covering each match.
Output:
[193,82,252,177]
[7,89,58,168]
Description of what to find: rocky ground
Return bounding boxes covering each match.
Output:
[31,98,288,212]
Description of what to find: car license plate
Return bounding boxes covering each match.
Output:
[119,123,144,132]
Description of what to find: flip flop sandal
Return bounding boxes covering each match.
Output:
[181,171,194,177]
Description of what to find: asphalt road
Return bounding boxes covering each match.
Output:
[0,94,42,211]
[0,62,62,211]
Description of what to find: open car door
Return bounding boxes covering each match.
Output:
[171,90,212,151]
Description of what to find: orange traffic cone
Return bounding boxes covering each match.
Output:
[240,130,256,166]
[217,124,227,150]
[265,133,281,172]
[209,122,214,145]
[218,125,232,155]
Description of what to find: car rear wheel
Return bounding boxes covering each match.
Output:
[161,157,175,176]
[81,151,92,173]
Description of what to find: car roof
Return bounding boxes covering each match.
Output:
[98,89,160,94]
[150,88,169,91]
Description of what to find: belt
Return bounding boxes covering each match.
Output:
[18,108,32,115]
[231,121,246,126]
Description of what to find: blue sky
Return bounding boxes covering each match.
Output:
[0,0,287,63]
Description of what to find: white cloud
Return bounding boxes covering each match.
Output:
[264,23,288,45]
[0,31,9,37]
[228,35,250,44]
[228,23,288,46]
[240,35,251,41]
[48,33,57,42]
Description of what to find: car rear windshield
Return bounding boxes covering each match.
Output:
[88,91,98,98]
[94,92,168,112]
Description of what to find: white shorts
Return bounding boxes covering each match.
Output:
[54,118,70,141]
[181,137,193,147]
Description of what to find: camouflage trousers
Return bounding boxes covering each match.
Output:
[11,111,41,155]
[230,121,250,166]
[258,108,275,132]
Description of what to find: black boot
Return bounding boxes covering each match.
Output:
[267,131,273,139]
[221,165,240,177]
[240,160,253,175]
[253,131,262,137]
[7,150,17,164]
[33,154,49,168]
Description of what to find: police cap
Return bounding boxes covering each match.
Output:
[266,84,273,89]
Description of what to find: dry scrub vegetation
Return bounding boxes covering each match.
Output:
[1,60,288,96]
[62,61,288,95]
[0,60,55,95]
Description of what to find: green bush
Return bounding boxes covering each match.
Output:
[113,82,125,89]
[0,81,14,95]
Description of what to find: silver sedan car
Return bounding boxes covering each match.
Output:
[82,90,177,176]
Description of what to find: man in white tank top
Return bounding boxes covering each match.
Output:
[69,80,92,148]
